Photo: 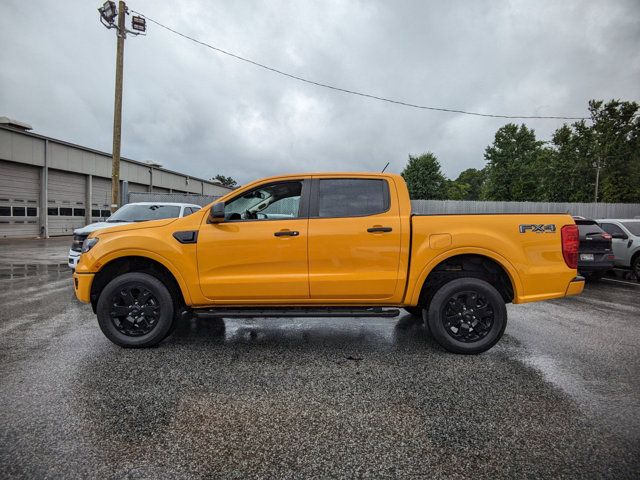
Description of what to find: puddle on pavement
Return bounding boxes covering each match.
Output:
[0,263,71,280]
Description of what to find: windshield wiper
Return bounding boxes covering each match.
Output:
[106,219,130,223]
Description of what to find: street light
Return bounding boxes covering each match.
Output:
[131,15,146,32]
[98,1,117,26]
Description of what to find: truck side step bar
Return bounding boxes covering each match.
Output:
[191,307,401,319]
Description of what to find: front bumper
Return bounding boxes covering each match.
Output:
[68,249,80,269]
[73,271,94,303]
[565,276,585,297]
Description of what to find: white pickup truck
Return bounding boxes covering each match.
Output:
[68,202,201,269]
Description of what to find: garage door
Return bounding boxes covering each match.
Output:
[92,176,112,221]
[48,169,86,236]
[128,182,149,193]
[0,160,40,238]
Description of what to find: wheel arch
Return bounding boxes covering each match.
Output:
[410,250,520,307]
[89,255,188,313]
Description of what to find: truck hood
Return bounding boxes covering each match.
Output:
[88,217,178,236]
[74,221,132,235]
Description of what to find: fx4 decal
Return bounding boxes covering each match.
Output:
[519,224,556,234]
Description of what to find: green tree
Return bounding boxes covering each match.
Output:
[589,100,640,203]
[482,124,546,201]
[544,100,640,203]
[544,123,596,202]
[445,179,470,200]
[211,174,238,188]
[401,152,448,199]
[449,168,485,200]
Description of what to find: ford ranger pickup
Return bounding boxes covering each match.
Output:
[73,173,584,354]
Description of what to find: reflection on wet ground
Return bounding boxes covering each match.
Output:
[0,237,639,478]
[0,263,69,280]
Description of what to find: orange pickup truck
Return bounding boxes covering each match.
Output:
[73,172,584,353]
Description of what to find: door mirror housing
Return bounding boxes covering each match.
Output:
[611,232,628,240]
[208,203,225,223]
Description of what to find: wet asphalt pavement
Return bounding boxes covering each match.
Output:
[0,237,639,479]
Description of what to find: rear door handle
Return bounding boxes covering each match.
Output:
[367,227,393,233]
[274,230,299,237]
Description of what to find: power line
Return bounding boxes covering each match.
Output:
[132,10,589,121]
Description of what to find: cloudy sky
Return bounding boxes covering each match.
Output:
[1,0,639,184]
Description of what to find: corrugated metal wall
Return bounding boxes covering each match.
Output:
[410,200,640,218]
[0,160,40,237]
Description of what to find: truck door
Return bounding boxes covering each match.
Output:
[197,179,310,301]
[307,177,402,301]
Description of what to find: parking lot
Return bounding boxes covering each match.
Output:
[0,237,638,479]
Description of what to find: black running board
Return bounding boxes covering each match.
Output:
[192,307,401,319]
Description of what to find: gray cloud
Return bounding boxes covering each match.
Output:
[1,0,639,184]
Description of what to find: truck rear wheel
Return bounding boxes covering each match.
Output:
[426,277,507,354]
[96,272,175,348]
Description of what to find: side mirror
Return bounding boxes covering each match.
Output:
[612,232,628,240]
[208,203,225,223]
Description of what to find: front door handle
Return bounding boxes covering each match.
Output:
[274,230,299,237]
[367,227,393,233]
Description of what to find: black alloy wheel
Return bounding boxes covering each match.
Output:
[426,277,507,354]
[97,272,175,348]
[441,290,494,343]
[110,284,161,336]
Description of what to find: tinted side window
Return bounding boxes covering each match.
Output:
[317,179,388,218]
[577,223,604,237]
[600,223,625,236]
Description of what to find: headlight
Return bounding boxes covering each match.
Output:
[81,237,99,253]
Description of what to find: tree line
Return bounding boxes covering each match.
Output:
[401,100,640,203]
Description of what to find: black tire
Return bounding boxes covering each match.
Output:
[96,272,175,348]
[633,256,640,283]
[426,277,507,354]
[404,307,423,317]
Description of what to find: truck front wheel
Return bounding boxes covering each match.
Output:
[96,272,175,348]
[427,277,507,354]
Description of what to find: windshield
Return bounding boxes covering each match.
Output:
[107,204,181,222]
[622,222,640,236]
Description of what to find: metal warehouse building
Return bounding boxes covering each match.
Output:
[0,117,232,238]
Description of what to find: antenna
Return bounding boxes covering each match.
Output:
[381,162,389,173]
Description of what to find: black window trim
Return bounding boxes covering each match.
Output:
[309,177,391,219]
[218,178,311,223]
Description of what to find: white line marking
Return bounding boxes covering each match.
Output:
[601,277,640,287]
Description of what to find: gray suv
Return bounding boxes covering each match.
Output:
[597,219,640,281]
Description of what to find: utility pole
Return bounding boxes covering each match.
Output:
[111,1,126,212]
[98,2,146,212]
[594,158,601,204]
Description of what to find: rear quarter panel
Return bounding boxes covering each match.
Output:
[406,214,577,305]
